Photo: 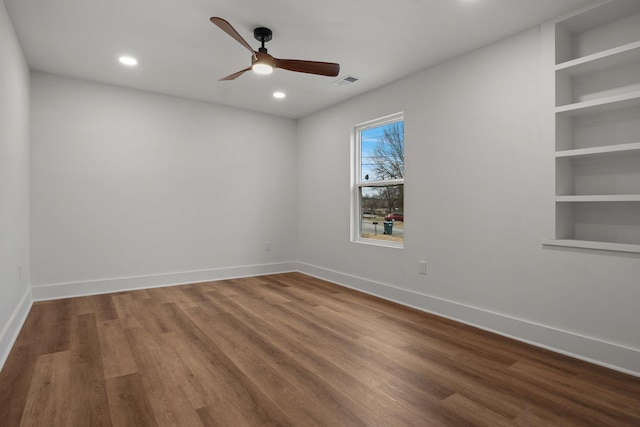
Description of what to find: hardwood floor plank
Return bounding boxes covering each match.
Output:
[220,291,456,404]
[164,334,294,426]
[14,300,72,355]
[186,305,383,425]
[440,393,515,427]
[190,301,456,426]
[196,405,258,427]
[0,344,37,426]
[576,363,640,398]
[111,294,142,329]
[2,273,639,426]
[69,313,113,426]
[130,347,190,392]
[202,290,391,390]
[157,332,238,410]
[98,319,139,380]
[105,373,158,427]
[84,294,120,322]
[19,351,72,426]
[146,385,205,427]
[508,360,640,420]
[195,293,475,426]
[358,335,525,418]
[124,323,167,354]
[129,289,152,301]
[426,342,637,425]
[161,302,298,426]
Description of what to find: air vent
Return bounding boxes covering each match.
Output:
[334,75,360,86]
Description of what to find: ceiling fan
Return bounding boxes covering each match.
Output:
[210,17,340,81]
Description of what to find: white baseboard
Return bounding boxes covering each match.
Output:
[31,262,297,301]
[297,262,640,377]
[0,287,33,371]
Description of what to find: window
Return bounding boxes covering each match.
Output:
[352,113,404,247]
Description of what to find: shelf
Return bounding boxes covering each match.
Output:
[556,40,640,76]
[557,0,640,34]
[556,142,640,158]
[549,1,640,254]
[556,195,640,202]
[556,91,640,116]
[542,239,640,254]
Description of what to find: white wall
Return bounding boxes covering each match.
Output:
[0,1,31,367]
[30,73,298,297]
[297,28,640,375]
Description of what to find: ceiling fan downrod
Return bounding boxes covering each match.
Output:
[253,27,272,53]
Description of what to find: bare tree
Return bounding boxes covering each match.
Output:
[371,122,404,180]
[378,185,403,215]
[370,123,404,213]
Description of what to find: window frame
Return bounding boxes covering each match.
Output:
[351,112,404,248]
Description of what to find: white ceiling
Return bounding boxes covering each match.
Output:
[5,0,596,119]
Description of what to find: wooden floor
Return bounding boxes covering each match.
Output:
[1,273,639,426]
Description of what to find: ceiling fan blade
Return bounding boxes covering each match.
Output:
[219,66,252,81]
[210,17,256,59]
[274,58,340,77]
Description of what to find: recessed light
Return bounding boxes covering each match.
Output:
[119,56,138,66]
[273,91,286,99]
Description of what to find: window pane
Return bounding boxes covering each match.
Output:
[360,184,404,244]
[361,121,404,183]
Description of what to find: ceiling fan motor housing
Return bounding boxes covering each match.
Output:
[254,51,275,68]
[254,27,272,43]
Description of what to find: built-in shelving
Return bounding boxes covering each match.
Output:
[556,195,640,202]
[555,40,640,76]
[545,0,640,253]
[556,142,640,158]
[556,91,640,116]
[542,239,640,254]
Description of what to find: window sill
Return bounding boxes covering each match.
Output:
[352,237,404,249]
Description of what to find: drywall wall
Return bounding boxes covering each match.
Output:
[0,1,31,367]
[297,27,640,374]
[30,73,297,297]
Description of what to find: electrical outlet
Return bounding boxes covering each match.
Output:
[264,241,271,251]
[418,261,426,275]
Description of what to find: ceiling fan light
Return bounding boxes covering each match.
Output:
[252,62,273,75]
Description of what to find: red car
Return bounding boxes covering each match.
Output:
[385,212,404,222]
